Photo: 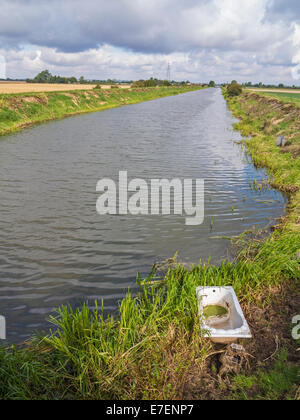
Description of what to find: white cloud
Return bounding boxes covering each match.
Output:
[0,0,300,84]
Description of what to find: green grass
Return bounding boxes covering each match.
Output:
[0,86,204,137]
[0,344,64,400]
[0,229,299,400]
[231,350,300,400]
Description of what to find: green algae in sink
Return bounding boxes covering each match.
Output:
[203,305,228,319]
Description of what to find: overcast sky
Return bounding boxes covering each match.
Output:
[1,0,300,84]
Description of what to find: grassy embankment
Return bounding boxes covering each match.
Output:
[0,88,299,400]
[0,85,202,137]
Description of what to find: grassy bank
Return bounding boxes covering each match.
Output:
[0,85,203,137]
[0,89,299,400]
[228,90,300,228]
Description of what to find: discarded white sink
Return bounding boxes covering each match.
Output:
[196,286,252,344]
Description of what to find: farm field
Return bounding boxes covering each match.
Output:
[0,82,131,94]
[248,88,300,94]
[253,90,300,106]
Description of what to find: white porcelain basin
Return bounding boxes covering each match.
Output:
[196,286,252,343]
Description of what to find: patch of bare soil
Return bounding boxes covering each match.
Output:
[278,184,300,194]
[182,281,300,400]
[22,96,48,105]
[281,145,300,158]
[2,95,48,112]
[61,92,80,106]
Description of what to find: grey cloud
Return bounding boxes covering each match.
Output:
[0,0,299,84]
[266,0,300,22]
[0,0,291,54]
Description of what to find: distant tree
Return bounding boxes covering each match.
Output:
[278,83,284,88]
[131,80,145,88]
[145,77,156,87]
[79,76,85,84]
[107,79,118,85]
[227,82,243,97]
[68,77,78,84]
[209,80,216,87]
[33,70,52,83]
[28,70,80,84]
[231,80,237,84]
[132,77,172,88]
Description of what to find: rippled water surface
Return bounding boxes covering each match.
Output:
[0,88,286,341]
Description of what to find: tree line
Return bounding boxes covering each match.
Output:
[26,70,85,84]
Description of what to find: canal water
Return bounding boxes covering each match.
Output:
[0,88,286,342]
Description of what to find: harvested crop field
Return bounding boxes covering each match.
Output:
[0,82,131,94]
[248,88,300,94]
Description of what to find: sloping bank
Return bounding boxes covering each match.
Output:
[0,85,202,137]
[0,89,299,400]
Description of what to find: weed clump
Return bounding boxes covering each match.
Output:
[227,83,243,97]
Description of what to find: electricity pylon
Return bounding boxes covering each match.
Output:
[167,62,171,82]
